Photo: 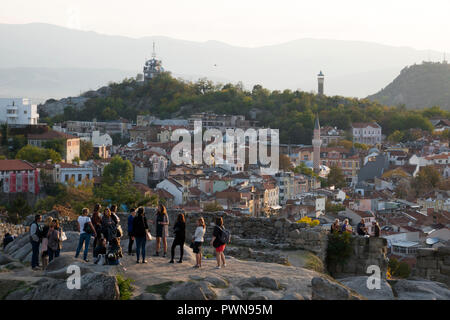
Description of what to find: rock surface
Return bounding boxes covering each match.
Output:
[338,276,394,300]
[391,279,450,300]
[311,276,365,300]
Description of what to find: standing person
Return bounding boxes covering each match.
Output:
[330,219,341,233]
[30,214,42,270]
[210,217,229,269]
[154,204,169,257]
[47,219,62,263]
[373,221,381,237]
[102,207,117,244]
[91,204,102,255]
[41,216,53,270]
[192,217,206,268]
[169,213,186,264]
[357,219,368,236]
[127,208,136,255]
[132,207,149,264]
[75,208,97,262]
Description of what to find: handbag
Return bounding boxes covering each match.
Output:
[146,231,153,241]
[190,242,194,249]
[116,225,123,238]
[61,231,67,242]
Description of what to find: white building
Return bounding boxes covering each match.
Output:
[0,98,39,125]
[37,162,93,187]
[91,131,113,147]
[156,178,185,205]
[352,122,382,145]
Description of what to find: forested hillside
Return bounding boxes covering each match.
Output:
[368,62,450,110]
[41,72,449,145]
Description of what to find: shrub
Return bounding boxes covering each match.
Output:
[326,231,354,275]
[116,275,134,300]
[296,216,320,227]
[388,258,411,279]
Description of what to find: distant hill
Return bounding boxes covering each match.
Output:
[0,23,443,99]
[368,62,450,110]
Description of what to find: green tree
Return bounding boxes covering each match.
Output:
[102,156,133,185]
[279,154,293,171]
[6,196,32,224]
[388,130,404,143]
[43,138,65,155]
[80,140,94,160]
[327,165,347,188]
[203,202,224,212]
[412,166,441,195]
[16,145,62,163]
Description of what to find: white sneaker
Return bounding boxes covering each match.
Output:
[223,264,226,268]
[215,266,221,269]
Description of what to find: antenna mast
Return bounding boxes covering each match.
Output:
[152,41,156,59]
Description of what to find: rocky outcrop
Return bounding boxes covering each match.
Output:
[328,236,389,279]
[225,247,289,265]
[311,276,365,300]
[390,279,450,300]
[338,276,394,300]
[415,246,450,287]
[0,223,27,243]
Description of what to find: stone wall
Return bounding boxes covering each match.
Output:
[415,246,450,287]
[328,236,389,279]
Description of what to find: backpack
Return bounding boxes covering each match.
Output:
[83,218,94,234]
[218,226,231,245]
[30,222,44,241]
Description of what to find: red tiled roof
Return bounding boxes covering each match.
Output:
[0,160,35,171]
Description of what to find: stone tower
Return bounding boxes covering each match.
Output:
[312,115,322,173]
[317,71,324,95]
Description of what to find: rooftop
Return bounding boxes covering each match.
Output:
[0,159,35,171]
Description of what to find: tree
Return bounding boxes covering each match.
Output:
[327,165,347,188]
[80,140,94,160]
[102,156,133,185]
[204,202,224,212]
[413,166,441,195]
[16,145,62,163]
[292,162,317,177]
[388,130,404,143]
[42,138,65,155]
[6,196,32,224]
[279,154,293,171]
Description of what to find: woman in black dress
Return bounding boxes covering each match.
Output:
[154,204,169,257]
[169,213,185,263]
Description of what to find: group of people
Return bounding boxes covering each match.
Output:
[126,204,230,269]
[29,214,65,270]
[330,218,381,237]
[27,203,231,270]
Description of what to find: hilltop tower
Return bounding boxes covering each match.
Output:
[312,115,322,173]
[143,42,164,82]
[317,71,325,95]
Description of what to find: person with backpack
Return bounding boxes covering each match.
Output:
[30,214,43,270]
[91,203,103,255]
[40,216,53,270]
[75,208,97,262]
[210,217,229,269]
[154,204,169,257]
[106,237,123,265]
[132,207,149,264]
[127,208,136,255]
[192,217,206,268]
[169,213,186,264]
[47,219,62,263]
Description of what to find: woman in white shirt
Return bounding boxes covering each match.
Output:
[192,217,206,268]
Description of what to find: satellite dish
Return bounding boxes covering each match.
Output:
[426,238,440,245]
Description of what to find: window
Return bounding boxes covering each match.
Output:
[78,174,82,182]
[65,174,69,181]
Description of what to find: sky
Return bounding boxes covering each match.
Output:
[1,0,450,53]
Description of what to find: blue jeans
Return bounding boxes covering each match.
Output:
[30,240,40,268]
[75,233,91,260]
[135,237,147,261]
[48,247,60,262]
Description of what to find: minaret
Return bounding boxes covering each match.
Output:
[317,71,324,95]
[312,115,322,173]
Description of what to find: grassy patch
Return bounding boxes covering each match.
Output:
[304,252,324,273]
[146,281,183,298]
[204,253,214,259]
[116,275,135,300]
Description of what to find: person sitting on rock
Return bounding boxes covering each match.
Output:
[341,219,353,234]
[94,237,107,259]
[106,237,123,266]
[2,233,14,250]
[330,219,341,233]
[356,219,368,236]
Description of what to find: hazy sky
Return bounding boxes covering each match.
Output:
[2,0,450,53]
